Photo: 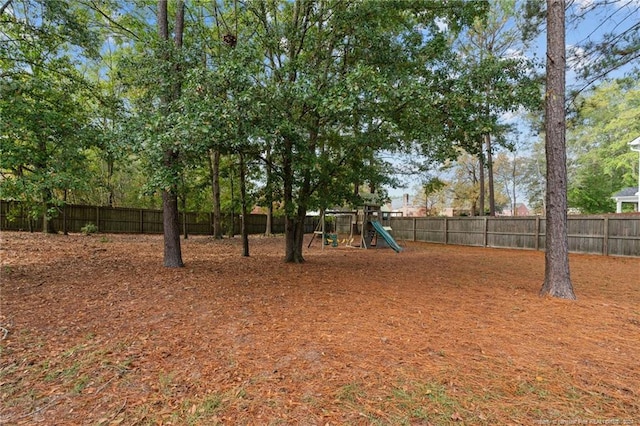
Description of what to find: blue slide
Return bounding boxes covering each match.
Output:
[371,221,403,253]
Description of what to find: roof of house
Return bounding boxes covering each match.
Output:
[613,187,639,198]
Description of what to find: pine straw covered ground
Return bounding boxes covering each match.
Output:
[0,231,639,426]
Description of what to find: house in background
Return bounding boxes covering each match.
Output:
[390,194,426,217]
[612,187,639,213]
[498,203,530,217]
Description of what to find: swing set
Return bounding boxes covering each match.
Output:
[306,204,402,252]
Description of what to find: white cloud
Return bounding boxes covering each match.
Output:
[567,44,593,72]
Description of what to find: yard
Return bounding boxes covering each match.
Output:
[1,231,638,425]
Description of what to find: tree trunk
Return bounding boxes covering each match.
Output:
[181,190,188,240]
[284,208,307,263]
[478,154,485,216]
[540,0,575,299]
[282,135,305,263]
[42,189,56,234]
[157,0,184,267]
[229,160,235,238]
[42,207,54,234]
[511,152,518,216]
[286,124,315,261]
[157,0,168,40]
[264,145,273,236]
[163,188,184,267]
[266,203,273,236]
[239,152,249,257]
[62,189,68,235]
[294,208,307,258]
[174,0,184,49]
[208,149,222,239]
[107,157,115,207]
[486,134,496,216]
[284,217,298,262]
[352,183,360,235]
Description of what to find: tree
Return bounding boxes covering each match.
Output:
[493,132,529,215]
[4,1,501,266]
[245,1,486,263]
[0,73,97,232]
[540,0,576,300]
[0,0,101,232]
[452,0,542,216]
[157,0,185,267]
[203,0,245,241]
[521,142,547,214]
[446,154,481,216]
[567,80,640,213]
[444,153,510,216]
[421,177,447,216]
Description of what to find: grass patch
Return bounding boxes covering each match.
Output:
[332,378,475,424]
[72,374,90,394]
[336,382,366,404]
[0,336,134,421]
[180,393,226,425]
[386,380,467,424]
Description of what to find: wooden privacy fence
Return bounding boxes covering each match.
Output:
[385,216,640,257]
[2,201,638,257]
[0,201,319,236]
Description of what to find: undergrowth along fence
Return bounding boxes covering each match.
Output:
[2,201,638,257]
[382,216,640,257]
[0,201,319,236]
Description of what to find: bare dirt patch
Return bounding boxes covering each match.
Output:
[1,231,639,425]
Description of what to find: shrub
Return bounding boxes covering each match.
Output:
[80,223,98,235]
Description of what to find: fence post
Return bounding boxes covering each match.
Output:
[96,206,100,231]
[535,216,540,251]
[140,209,144,233]
[412,218,416,242]
[444,217,448,244]
[62,204,67,234]
[483,217,488,247]
[603,216,609,256]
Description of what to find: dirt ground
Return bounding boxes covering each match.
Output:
[0,231,639,425]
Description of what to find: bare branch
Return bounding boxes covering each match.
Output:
[84,0,141,41]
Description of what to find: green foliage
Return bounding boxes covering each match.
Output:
[423,177,446,198]
[0,0,104,225]
[241,1,490,219]
[80,223,98,235]
[567,80,640,213]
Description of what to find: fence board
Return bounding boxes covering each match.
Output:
[416,217,446,244]
[446,218,485,247]
[487,217,538,250]
[607,216,640,256]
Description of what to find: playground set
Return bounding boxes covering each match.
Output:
[307,204,402,253]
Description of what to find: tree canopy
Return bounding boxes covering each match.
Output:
[0,0,103,231]
[1,0,636,272]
